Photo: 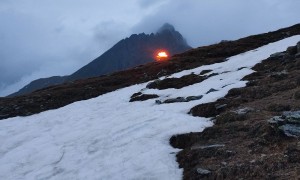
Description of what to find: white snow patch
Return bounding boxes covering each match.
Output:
[1,35,300,180]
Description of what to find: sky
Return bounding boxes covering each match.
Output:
[0,0,300,96]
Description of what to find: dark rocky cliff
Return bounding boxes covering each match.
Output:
[9,23,191,97]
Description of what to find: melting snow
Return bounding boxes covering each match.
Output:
[1,36,300,180]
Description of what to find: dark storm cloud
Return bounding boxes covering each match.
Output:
[0,9,98,96]
[0,0,146,96]
[0,0,300,96]
[132,0,300,47]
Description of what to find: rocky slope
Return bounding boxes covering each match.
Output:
[170,41,300,179]
[9,23,191,97]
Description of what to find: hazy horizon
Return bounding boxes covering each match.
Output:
[1,0,300,96]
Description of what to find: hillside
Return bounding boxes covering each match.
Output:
[9,23,191,97]
[1,24,300,120]
[1,24,300,179]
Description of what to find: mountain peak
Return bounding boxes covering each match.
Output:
[157,23,176,33]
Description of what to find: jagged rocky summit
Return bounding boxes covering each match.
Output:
[9,23,191,97]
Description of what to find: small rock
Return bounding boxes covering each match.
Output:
[269,71,288,80]
[199,69,213,75]
[191,144,225,150]
[155,100,162,104]
[130,92,142,99]
[130,94,159,102]
[206,88,218,94]
[270,52,287,58]
[220,40,230,43]
[279,124,300,137]
[260,154,267,158]
[221,162,227,166]
[215,104,227,110]
[282,111,300,124]
[146,80,161,89]
[163,97,187,104]
[287,46,298,55]
[269,111,300,137]
[207,73,219,78]
[190,102,222,117]
[196,168,211,176]
[233,107,254,115]
[186,95,203,101]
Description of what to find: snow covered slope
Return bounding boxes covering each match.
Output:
[1,36,300,180]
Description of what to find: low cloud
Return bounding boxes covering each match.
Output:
[132,0,300,47]
[1,0,300,96]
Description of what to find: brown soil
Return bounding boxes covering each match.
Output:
[170,46,300,179]
[1,24,300,120]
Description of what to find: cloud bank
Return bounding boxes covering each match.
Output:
[0,0,300,96]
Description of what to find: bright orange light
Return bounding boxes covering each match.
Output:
[156,51,169,61]
[157,52,168,58]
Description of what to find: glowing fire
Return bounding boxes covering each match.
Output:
[156,51,169,61]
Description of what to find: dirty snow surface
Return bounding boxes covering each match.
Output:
[1,36,300,180]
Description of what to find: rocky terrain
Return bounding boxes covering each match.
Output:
[170,41,300,179]
[1,23,300,179]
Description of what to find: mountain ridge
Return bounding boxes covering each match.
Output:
[1,23,300,121]
[9,23,191,97]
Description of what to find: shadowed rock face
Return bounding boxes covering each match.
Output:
[9,23,191,97]
[68,23,191,81]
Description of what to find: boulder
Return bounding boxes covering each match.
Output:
[190,102,223,117]
[186,95,203,101]
[196,168,211,176]
[269,111,300,137]
[156,95,203,104]
[163,97,187,103]
[199,69,213,75]
[270,52,287,58]
[130,94,159,102]
[287,46,298,55]
[206,88,218,94]
[146,80,161,89]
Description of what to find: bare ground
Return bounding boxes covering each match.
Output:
[170,45,300,179]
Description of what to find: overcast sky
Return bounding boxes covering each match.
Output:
[1,0,300,96]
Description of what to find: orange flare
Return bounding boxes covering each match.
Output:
[155,51,169,61]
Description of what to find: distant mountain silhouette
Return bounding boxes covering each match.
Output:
[9,23,191,97]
